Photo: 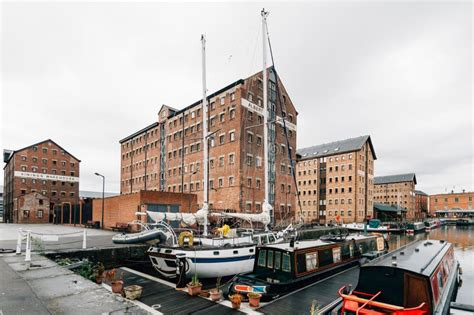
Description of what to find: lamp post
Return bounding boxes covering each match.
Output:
[94,172,105,229]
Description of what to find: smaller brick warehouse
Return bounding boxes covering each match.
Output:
[13,192,50,224]
[92,190,197,229]
[3,139,80,223]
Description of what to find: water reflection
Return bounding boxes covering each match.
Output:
[386,226,473,305]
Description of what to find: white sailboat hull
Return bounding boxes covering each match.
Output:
[148,245,256,278]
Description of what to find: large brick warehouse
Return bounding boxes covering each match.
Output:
[3,139,80,223]
[119,68,298,225]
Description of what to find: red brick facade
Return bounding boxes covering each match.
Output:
[119,68,297,225]
[3,139,80,223]
[296,136,376,224]
[415,190,428,218]
[92,190,197,229]
[429,191,473,214]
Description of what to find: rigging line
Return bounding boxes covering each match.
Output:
[265,22,304,225]
[244,23,261,100]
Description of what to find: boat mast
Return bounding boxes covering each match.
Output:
[201,34,209,236]
[261,8,272,228]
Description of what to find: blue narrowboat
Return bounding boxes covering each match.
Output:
[338,239,461,314]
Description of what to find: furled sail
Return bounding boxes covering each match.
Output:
[147,203,209,226]
[211,201,272,229]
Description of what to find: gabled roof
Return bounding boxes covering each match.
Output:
[374,173,417,185]
[297,135,376,160]
[4,139,81,164]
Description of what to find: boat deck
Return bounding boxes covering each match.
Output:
[257,266,360,314]
[118,267,245,314]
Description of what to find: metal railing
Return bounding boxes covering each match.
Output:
[15,228,87,269]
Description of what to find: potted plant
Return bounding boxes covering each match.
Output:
[123,285,143,300]
[105,269,124,294]
[187,274,202,296]
[248,292,262,308]
[209,277,222,301]
[93,262,105,284]
[229,293,242,309]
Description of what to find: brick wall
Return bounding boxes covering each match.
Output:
[92,190,198,229]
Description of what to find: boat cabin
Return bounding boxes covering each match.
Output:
[339,239,460,314]
[227,234,387,301]
[255,235,385,280]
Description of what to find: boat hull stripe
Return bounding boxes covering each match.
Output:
[190,255,255,263]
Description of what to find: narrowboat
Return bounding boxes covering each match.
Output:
[337,239,461,314]
[406,221,426,234]
[382,221,406,233]
[225,233,388,302]
[424,219,441,231]
[342,219,390,233]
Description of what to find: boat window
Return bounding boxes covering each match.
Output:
[296,253,307,273]
[258,250,267,267]
[267,250,274,268]
[165,249,172,254]
[341,244,351,260]
[437,270,444,289]
[369,239,376,251]
[318,248,334,267]
[269,234,276,243]
[253,236,260,244]
[332,247,341,263]
[305,251,318,271]
[262,235,269,245]
[274,251,281,270]
[213,251,220,255]
[359,241,369,254]
[282,253,291,272]
[249,248,254,253]
[233,250,238,254]
[349,243,354,257]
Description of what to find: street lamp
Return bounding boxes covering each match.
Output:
[94,172,105,229]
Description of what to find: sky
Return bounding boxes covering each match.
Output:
[1,1,472,195]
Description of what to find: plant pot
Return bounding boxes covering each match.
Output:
[95,276,104,284]
[187,283,202,296]
[231,301,241,309]
[199,290,210,298]
[210,290,222,301]
[248,293,262,308]
[123,285,143,300]
[229,294,242,309]
[111,280,124,294]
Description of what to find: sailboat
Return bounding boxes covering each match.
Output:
[147,22,292,278]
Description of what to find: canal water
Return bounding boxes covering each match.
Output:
[386,225,473,305]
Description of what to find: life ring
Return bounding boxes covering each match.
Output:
[178,231,194,247]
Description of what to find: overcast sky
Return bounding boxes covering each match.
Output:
[1,1,472,195]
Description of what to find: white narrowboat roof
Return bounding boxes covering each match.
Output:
[263,234,377,252]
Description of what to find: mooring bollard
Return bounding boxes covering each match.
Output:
[82,229,87,249]
[25,230,31,269]
[16,228,23,255]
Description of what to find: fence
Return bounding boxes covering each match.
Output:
[15,228,87,268]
